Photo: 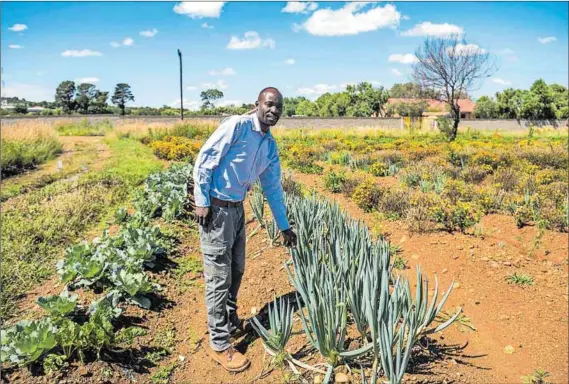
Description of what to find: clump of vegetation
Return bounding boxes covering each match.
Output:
[351,178,381,212]
[151,136,202,162]
[323,170,347,193]
[1,122,64,178]
[506,272,534,286]
[55,118,114,136]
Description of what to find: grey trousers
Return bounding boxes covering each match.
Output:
[198,203,246,351]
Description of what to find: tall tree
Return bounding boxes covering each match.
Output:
[111,83,135,116]
[92,91,110,114]
[200,89,224,109]
[412,35,497,140]
[75,83,99,114]
[345,82,389,117]
[55,80,77,114]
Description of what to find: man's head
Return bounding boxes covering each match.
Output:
[255,87,283,129]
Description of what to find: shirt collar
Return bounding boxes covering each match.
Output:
[251,113,271,137]
[251,113,262,132]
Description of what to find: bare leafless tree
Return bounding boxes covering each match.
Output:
[412,34,497,140]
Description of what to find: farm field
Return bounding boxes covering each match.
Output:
[1,118,568,384]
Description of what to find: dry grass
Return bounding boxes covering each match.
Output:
[1,121,59,141]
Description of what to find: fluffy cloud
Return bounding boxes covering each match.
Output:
[402,21,463,37]
[285,58,296,65]
[296,3,401,36]
[215,99,244,107]
[9,45,22,49]
[76,77,100,83]
[140,28,158,37]
[282,2,318,14]
[297,83,337,95]
[202,22,214,29]
[388,53,418,64]
[169,99,200,110]
[1,83,54,101]
[391,69,402,76]
[61,49,102,57]
[538,36,556,44]
[201,79,229,90]
[448,43,487,56]
[227,31,275,49]
[8,24,28,32]
[208,67,235,76]
[491,78,512,86]
[173,2,225,18]
[123,37,134,46]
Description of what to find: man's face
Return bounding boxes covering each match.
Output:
[256,90,283,126]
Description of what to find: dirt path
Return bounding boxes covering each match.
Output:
[1,136,111,201]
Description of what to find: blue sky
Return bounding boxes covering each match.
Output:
[1,1,567,108]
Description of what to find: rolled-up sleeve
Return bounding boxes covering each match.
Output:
[193,117,240,207]
[259,142,290,231]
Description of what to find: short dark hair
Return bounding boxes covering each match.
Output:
[257,87,281,101]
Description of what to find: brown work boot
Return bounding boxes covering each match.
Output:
[207,346,250,372]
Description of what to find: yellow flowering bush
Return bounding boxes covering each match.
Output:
[432,201,482,233]
[351,178,381,212]
[151,136,202,161]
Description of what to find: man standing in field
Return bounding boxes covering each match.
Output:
[192,87,297,372]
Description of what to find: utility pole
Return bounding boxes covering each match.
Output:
[177,49,183,120]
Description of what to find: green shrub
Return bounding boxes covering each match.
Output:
[323,171,346,193]
[369,162,388,177]
[432,201,481,233]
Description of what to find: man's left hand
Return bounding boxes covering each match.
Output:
[282,228,297,248]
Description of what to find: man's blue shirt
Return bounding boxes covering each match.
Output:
[193,113,290,231]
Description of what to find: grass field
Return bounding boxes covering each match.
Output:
[1,118,567,384]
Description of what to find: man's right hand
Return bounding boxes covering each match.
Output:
[195,206,210,226]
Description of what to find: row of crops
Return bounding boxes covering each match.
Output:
[1,163,194,374]
[2,158,460,383]
[250,192,460,383]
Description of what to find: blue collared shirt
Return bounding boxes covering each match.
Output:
[193,113,290,231]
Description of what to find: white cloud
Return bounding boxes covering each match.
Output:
[61,49,102,57]
[402,15,410,21]
[215,99,243,107]
[391,68,403,76]
[169,99,200,110]
[202,22,214,29]
[297,3,401,36]
[123,37,134,46]
[186,86,198,90]
[402,21,463,37]
[76,77,100,83]
[8,45,22,49]
[449,43,487,56]
[388,53,418,64]
[297,83,337,96]
[285,58,296,65]
[208,67,235,76]
[110,42,121,48]
[173,2,225,19]
[491,78,511,86]
[538,36,556,44]
[201,79,229,90]
[8,24,28,32]
[140,28,158,37]
[1,83,54,101]
[227,31,275,49]
[282,2,318,14]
